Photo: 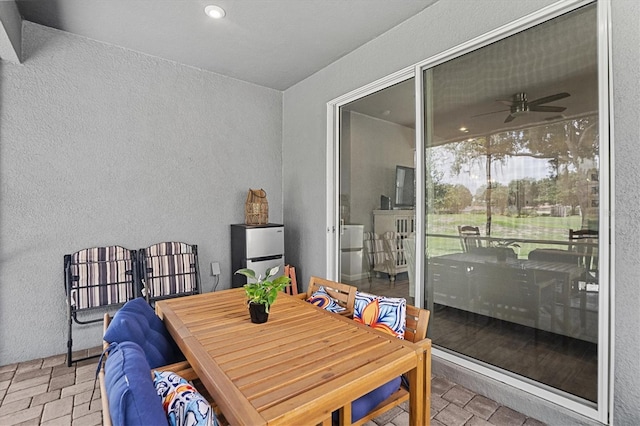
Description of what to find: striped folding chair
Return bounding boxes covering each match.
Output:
[139,242,201,304]
[64,246,137,366]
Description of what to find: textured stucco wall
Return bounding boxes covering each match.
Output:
[283,0,639,423]
[610,0,640,422]
[0,22,282,365]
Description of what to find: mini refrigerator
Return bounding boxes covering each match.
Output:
[340,224,364,282]
[231,223,285,288]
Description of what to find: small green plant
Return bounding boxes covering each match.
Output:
[235,266,291,313]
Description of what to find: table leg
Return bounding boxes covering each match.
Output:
[424,344,431,426]
[338,403,352,426]
[564,275,570,334]
[408,349,425,426]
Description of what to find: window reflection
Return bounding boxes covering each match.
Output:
[424,4,599,403]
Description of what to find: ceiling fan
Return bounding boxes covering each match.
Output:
[474,92,570,123]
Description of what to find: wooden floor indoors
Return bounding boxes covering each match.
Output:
[349,273,598,403]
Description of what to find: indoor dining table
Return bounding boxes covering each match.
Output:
[155,288,430,426]
[430,252,585,339]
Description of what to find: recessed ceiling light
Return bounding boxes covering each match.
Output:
[459,127,469,132]
[205,5,226,19]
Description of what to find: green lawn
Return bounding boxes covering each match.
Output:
[426,213,584,258]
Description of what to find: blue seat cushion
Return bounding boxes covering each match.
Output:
[351,376,402,422]
[104,341,168,426]
[332,376,402,424]
[104,297,182,368]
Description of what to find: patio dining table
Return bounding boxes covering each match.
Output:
[155,288,430,426]
[430,252,585,338]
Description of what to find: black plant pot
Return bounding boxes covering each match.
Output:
[248,302,269,324]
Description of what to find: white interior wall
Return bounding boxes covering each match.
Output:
[347,111,414,233]
[283,0,640,423]
[0,22,283,364]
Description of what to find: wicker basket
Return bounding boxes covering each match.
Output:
[245,189,269,225]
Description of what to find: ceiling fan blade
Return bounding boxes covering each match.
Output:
[529,92,570,106]
[504,114,516,123]
[471,109,510,118]
[529,105,566,113]
[497,100,515,106]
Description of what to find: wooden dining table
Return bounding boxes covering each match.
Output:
[155,288,430,426]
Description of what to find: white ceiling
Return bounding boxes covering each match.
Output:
[15,0,436,91]
[14,0,598,142]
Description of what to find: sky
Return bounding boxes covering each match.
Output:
[432,146,553,195]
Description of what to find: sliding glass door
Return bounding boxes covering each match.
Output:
[422,1,605,407]
[328,0,609,420]
[337,78,416,303]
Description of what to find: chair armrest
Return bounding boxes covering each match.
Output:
[414,337,431,351]
[98,368,112,426]
[102,313,111,351]
[98,342,112,426]
[294,293,308,301]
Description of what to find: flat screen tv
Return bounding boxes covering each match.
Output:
[394,165,415,208]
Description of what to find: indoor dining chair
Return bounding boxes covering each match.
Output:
[569,228,599,328]
[569,228,599,286]
[458,225,482,253]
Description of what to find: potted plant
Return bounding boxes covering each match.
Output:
[234,266,291,323]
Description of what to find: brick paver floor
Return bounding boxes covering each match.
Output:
[0,348,546,426]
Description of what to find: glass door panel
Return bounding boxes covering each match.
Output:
[339,78,416,302]
[423,4,600,403]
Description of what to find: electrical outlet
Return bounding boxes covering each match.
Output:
[211,261,220,276]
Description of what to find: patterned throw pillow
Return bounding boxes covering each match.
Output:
[153,371,218,426]
[307,286,346,313]
[354,291,406,339]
